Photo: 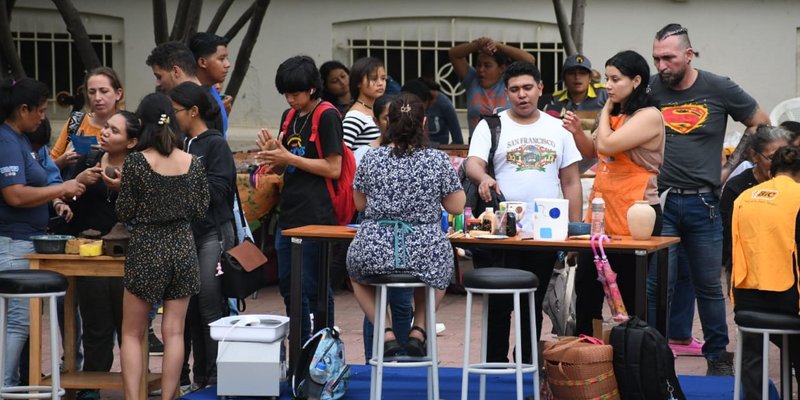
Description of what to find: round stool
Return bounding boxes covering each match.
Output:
[0,270,68,400]
[461,267,539,400]
[364,273,439,400]
[733,310,800,400]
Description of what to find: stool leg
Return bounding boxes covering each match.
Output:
[529,290,540,400]
[479,294,489,400]
[782,334,790,399]
[426,286,439,400]
[372,285,389,400]
[461,291,473,400]
[369,285,381,395]
[762,332,769,400]
[513,293,523,400]
[0,297,6,390]
[49,296,60,400]
[734,327,742,400]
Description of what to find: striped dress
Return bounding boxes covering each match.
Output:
[342,109,380,150]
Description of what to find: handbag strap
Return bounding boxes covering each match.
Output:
[214,180,248,251]
[484,114,501,179]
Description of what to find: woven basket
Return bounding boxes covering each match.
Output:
[543,336,620,400]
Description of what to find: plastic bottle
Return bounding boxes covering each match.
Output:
[464,207,482,232]
[479,207,498,234]
[494,209,506,235]
[441,210,449,233]
[309,360,328,384]
[454,213,464,233]
[591,195,606,236]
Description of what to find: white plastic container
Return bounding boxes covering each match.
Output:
[532,198,569,241]
[209,315,289,343]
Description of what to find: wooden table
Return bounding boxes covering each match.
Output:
[281,225,679,376]
[26,254,160,399]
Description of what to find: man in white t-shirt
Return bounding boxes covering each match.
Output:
[466,61,583,363]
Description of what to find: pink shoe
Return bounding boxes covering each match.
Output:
[669,338,704,356]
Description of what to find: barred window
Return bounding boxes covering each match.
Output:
[14,32,115,101]
[349,39,564,110]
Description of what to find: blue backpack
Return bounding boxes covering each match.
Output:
[292,328,350,399]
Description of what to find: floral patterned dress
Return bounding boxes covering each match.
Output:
[347,147,462,289]
[116,151,209,304]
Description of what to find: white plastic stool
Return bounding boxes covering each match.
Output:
[461,267,539,400]
[0,270,67,400]
[365,274,439,400]
[733,310,800,400]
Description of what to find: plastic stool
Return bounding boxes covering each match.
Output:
[364,274,439,400]
[0,270,68,400]
[461,267,539,400]
[733,310,800,400]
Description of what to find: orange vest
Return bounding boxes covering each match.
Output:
[731,175,800,310]
[585,115,654,236]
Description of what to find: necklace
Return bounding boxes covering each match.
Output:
[293,100,321,133]
[355,99,373,110]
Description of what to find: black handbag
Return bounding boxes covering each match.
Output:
[217,189,268,312]
[459,114,505,216]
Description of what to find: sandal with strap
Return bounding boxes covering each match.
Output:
[405,325,427,357]
[383,328,403,357]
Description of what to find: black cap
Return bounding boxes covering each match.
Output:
[563,54,592,73]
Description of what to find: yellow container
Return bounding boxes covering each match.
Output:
[79,240,103,256]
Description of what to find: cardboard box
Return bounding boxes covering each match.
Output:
[592,319,617,344]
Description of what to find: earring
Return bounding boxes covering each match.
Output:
[310,89,315,95]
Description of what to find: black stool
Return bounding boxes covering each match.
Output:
[733,310,800,400]
[364,273,439,400]
[0,270,68,399]
[461,267,540,400]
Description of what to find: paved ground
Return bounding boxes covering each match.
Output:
[36,265,782,399]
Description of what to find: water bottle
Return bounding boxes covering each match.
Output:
[441,209,449,233]
[591,195,605,236]
[309,360,327,384]
[463,207,475,233]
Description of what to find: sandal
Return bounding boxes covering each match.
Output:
[383,328,402,357]
[405,325,427,357]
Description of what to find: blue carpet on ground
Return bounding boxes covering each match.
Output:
[180,365,779,399]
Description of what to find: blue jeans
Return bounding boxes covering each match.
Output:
[0,237,33,386]
[362,287,414,360]
[668,246,697,340]
[275,227,335,343]
[646,192,728,359]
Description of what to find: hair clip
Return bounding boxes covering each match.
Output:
[400,103,411,113]
[158,114,170,126]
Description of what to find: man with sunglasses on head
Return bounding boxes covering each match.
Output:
[646,23,769,376]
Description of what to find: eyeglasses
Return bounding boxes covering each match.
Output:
[173,107,187,113]
[757,151,775,162]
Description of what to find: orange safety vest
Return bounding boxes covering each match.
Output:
[585,115,655,236]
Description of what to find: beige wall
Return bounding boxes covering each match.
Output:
[18,0,800,144]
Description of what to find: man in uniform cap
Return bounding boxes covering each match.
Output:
[545,54,608,115]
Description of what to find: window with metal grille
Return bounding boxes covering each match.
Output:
[13,32,115,101]
[347,39,565,110]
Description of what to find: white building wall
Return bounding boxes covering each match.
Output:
[16,0,800,142]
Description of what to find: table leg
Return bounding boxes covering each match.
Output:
[315,242,331,332]
[634,250,647,321]
[288,237,303,378]
[63,277,77,374]
[28,259,42,388]
[656,248,669,336]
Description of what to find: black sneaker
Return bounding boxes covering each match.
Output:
[148,329,164,356]
[706,350,735,376]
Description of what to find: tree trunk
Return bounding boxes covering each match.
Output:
[169,0,202,44]
[570,0,586,54]
[225,0,269,100]
[223,2,254,41]
[169,0,190,42]
[52,0,101,71]
[0,0,24,78]
[153,0,169,45]
[552,0,577,56]
[207,0,234,34]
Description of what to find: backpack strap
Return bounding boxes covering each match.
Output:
[307,101,340,201]
[625,318,646,396]
[483,114,501,178]
[65,111,86,145]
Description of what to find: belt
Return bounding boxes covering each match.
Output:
[376,220,414,269]
[666,186,715,195]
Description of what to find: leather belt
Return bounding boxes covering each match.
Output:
[666,186,715,195]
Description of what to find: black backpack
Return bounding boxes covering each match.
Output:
[610,317,685,400]
[459,114,504,217]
